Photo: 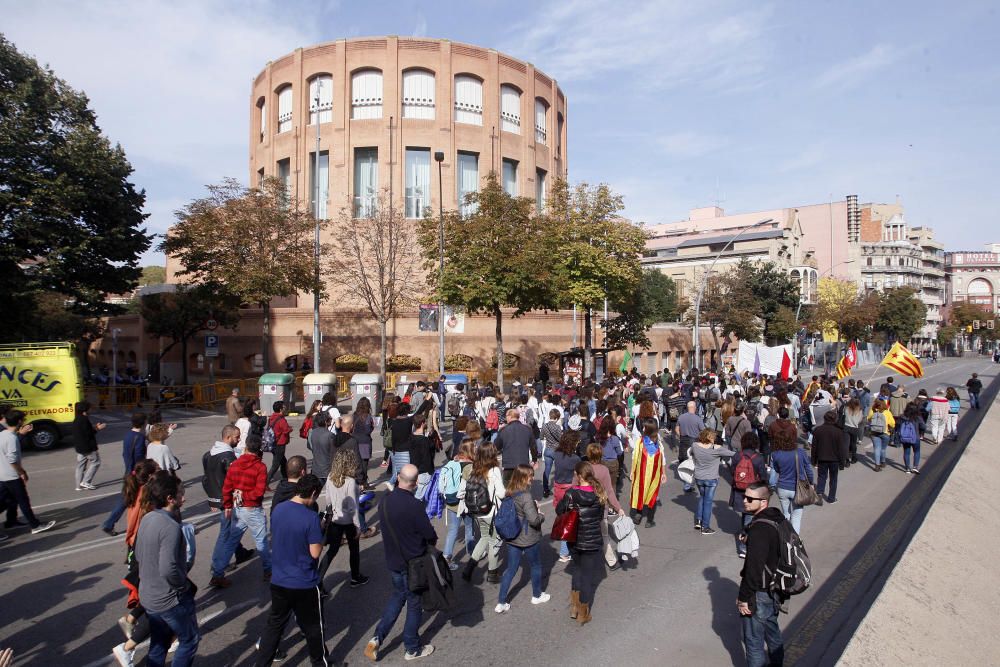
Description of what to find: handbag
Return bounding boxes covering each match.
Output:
[550,492,579,542]
[793,449,819,507]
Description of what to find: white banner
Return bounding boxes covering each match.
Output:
[735,341,794,377]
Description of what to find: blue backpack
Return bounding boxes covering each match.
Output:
[899,419,919,445]
[494,492,526,541]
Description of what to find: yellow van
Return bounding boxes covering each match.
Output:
[0,342,84,449]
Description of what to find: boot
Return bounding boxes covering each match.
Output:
[569,590,580,619]
[461,557,479,582]
[486,568,501,584]
[576,602,592,625]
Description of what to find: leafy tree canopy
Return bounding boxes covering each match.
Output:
[606,269,681,349]
[875,286,927,342]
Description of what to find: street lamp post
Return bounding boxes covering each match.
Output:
[434,151,445,376]
[693,218,773,370]
[312,81,322,373]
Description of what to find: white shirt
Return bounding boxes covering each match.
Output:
[325,406,342,433]
[0,430,21,482]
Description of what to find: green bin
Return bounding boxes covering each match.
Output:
[258,372,295,414]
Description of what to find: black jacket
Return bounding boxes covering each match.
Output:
[556,486,604,552]
[811,423,847,465]
[201,444,237,509]
[72,415,98,454]
[739,506,785,604]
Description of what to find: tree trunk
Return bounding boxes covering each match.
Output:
[380,318,388,389]
[261,300,271,373]
[584,307,593,379]
[181,337,189,385]
[494,305,504,392]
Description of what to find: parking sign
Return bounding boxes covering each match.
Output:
[205,334,219,358]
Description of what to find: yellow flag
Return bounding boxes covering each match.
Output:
[879,342,923,378]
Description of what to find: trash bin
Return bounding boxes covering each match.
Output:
[442,373,469,395]
[258,373,295,415]
[349,373,383,413]
[303,373,338,412]
[394,373,429,400]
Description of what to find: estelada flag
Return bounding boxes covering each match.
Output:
[880,341,924,378]
[836,342,858,379]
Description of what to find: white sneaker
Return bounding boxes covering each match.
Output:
[558,555,571,563]
[531,592,551,605]
[494,602,510,613]
[31,521,55,535]
[112,643,135,667]
[404,645,435,661]
[81,483,98,490]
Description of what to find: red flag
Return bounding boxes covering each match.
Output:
[780,349,792,379]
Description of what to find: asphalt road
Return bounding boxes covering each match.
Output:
[0,357,995,666]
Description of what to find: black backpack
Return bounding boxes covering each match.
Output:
[747,400,763,429]
[464,476,493,516]
[753,516,812,599]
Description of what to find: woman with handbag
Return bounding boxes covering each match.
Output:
[584,443,627,569]
[769,422,814,532]
[551,430,582,563]
[555,461,607,625]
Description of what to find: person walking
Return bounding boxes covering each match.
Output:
[205,425,255,588]
[309,412,335,482]
[441,440,476,571]
[583,443,627,568]
[898,403,923,474]
[317,448,369,594]
[135,473,199,667]
[255,474,330,667]
[1,410,55,535]
[945,387,961,440]
[629,419,666,528]
[966,373,983,410]
[496,408,537,486]
[462,442,506,583]
[927,388,950,444]
[768,424,813,533]
[551,431,582,562]
[222,435,272,581]
[842,398,864,465]
[226,388,242,424]
[738,482,786,667]
[235,399,267,456]
[387,403,414,487]
[495,463,550,614]
[364,464,437,662]
[352,397,376,488]
[811,411,846,504]
[266,401,292,484]
[729,432,767,558]
[690,428,735,534]
[540,409,563,498]
[145,424,180,478]
[102,412,148,535]
[557,461,608,625]
[867,398,895,470]
[73,401,106,490]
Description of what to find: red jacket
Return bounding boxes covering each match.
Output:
[269,413,291,446]
[222,453,267,508]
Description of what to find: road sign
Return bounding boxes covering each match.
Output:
[206,318,218,331]
[205,334,219,358]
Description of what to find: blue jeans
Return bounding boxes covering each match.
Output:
[871,433,889,465]
[741,590,784,667]
[695,479,719,529]
[970,392,981,409]
[375,569,423,654]
[210,510,243,578]
[777,487,803,533]
[498,541,542,603]
[903,441,921,469]
[543,450,555,494]
[102,494,127,532]
[389,451,411,486]
[443,509,475,560]
[234,506,271,573]
[147,593,200,667]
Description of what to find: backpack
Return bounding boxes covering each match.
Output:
[299,417,312,440]
[747,400,763,429]
[899,419,918,445]
[733,453,761,490]
[668,403,680,421]
[705,410,719,432]
[484,408,500,431]
[464,476,493,516]
[440,460,463,505]
[447,393,462,417]
[262,416,277,453]
[870,411,887,435]
[494,492,526,541]
[754,517,812,597]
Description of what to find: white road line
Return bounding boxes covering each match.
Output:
[31,490,121,509]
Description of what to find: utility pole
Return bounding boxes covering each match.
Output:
[435,151,446,376]
[312,80,322,373]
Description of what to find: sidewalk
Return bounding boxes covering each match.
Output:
[837,391,1000,665]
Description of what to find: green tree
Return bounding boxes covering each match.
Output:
[875,286,927,342]
[735,259,802,340]
[547,178,647,376]
[417,173,559,390]
[690,271,761,360]
[327,190,421,386]
[140,266,166,285]
[811,277,879,343]
[0,36,150,338]
[768,305,800,343]
[605,269,680,349]
[162,177,324,372]
[140,285,241,384]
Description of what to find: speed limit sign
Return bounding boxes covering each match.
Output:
[205,318,218,331]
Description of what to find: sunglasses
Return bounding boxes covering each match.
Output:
[743,496,766,502]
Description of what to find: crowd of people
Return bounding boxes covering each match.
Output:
[0,364,985,666]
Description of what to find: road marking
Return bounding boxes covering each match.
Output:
[31,490,122,509]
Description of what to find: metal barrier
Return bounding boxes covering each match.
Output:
[84,385,145,410]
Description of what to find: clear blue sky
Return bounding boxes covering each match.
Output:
[6,0,999,263]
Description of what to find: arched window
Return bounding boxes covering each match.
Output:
[534,98,548,144]
[351,69,383,120]
[276,85,293,133]
[454,75,483,125]
[308,74,333,124]
[256,97,266,142]
[500,85,521,134]
[402,69,435,119]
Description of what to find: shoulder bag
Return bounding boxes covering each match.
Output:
[793,449,819,507]
[550,490,580,542]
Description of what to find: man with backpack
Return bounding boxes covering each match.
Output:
[266,401,292,485]
[738,482,790,667]
[446,383,465,422]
